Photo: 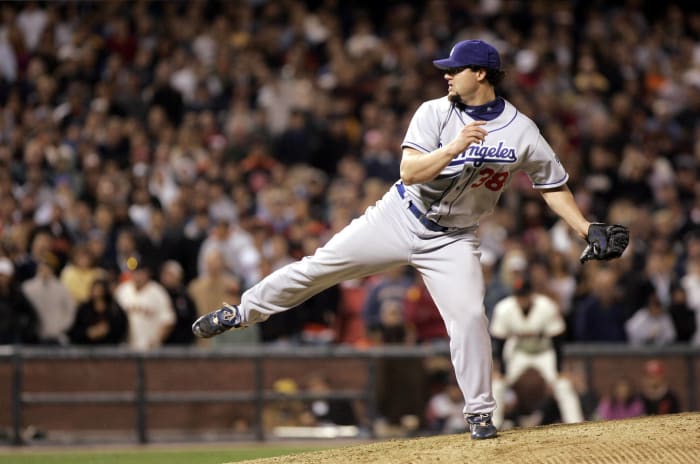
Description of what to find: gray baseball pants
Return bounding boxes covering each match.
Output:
[240,188,496,415]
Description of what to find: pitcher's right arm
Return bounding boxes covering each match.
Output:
[400,121,487,185]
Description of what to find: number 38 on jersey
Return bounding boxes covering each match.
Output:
[470,167,509,192]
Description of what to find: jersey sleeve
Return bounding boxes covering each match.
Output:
[522,132,569,189]
[489,299,511,339]
[401,101,442,154]
[540,296,566,337]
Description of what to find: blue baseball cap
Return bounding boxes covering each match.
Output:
[433,40,501,70]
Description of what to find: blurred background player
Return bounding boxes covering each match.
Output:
[490,274,583,428]
[114,255,175,351]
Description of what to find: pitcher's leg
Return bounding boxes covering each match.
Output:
[242,235,403,323]
[241,196,411,323]
[412,236,496,416]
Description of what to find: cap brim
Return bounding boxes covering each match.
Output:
[432,58,459,70]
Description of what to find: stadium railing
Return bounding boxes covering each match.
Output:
[0,343,697,445]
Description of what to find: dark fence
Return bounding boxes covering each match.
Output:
[0,343,698,445]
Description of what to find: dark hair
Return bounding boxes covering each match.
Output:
[91,278,113,303]
[466,65,506,87]
[512,275,532,296]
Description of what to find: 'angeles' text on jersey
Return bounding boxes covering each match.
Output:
[450,141,517,167]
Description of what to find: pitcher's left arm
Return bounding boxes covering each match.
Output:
[539,185,590,239]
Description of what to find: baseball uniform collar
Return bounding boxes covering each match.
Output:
[457,97,505,121]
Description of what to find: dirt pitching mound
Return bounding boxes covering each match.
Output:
[236,413,700,464]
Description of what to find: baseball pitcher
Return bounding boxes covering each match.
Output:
[193,39,629,439]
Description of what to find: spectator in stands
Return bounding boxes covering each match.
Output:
[625,292,676,346]
[404,275,448,345]
[59,243,104,304]
[139,207,169,274]
[159,260,197,345]
[21,252,76,345]
[0,256,39,345]
[644,250,677,308]
[108,227,142,280]
[481,250,509,322]
[573,267,627,342]
[127,179,161,233]
[595,377,645,420]
[640,359,681,415]
[528,259,561,303]
[188,248,241,317]
[361,128,401,183]
[13,229,54,283]
[302,372,358,427]
[196,218,261,291]
[484,249,528,322]
[667,284,696,343]
[262,377,307,433]
[425,380,466,434]
[376,302,408,345]
[362,267,413,344]
[114,257,174,351]
[67,278,128,345]
[180,210,214,283]
[334,278,371,346]
[615,248,656,322]
[680,258,700,346]
[294,283,341,345]
[207,178,238,225]
[547,251,577,320]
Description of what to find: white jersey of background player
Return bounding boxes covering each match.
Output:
[489,277,583,428]
[192,39,594,440]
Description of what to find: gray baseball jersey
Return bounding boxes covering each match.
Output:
[401,97,568,228]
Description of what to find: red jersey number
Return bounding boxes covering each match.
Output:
[471,168,509,192]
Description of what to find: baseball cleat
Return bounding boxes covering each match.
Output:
[192,302,245,338]
[465,413,498,440]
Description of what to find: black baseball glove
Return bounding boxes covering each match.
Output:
[580,223,629,263]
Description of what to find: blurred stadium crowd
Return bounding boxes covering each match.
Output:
[0,0,699,355]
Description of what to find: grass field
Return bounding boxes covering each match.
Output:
[0,444,332,464]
